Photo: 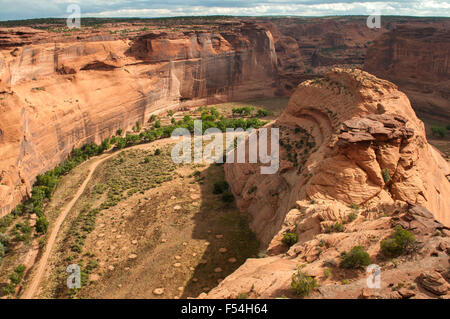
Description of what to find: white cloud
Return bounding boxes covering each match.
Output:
[0,0,449,20]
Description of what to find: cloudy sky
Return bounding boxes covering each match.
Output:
[0,0,449,21]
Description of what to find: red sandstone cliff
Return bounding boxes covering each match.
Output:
[0,23,278,216]
[364,25,450,121]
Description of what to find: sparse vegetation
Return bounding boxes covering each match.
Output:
[348,212,358,223]
[256,109,270,117]
[431,126,447,138]
[340,246,371,269]
[325,222,344,233]
[282,232,298,247]
[382,168,392,184]
[291,268,318,297]
[2,264,26,295]
[380,226,416,258]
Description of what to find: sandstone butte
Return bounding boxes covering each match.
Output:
[202,68,450,299]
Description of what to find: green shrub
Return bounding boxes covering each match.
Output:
[291,269,317,297]
[323,267,331,278]
[348,212,358,223]
[282,232,298,247]
[221,191,234,203]
[380,225,415,258]
[35,216,49,234]
[0,232,9,246]
[340,246,371,269]
[9,264,26,285]
[213,181,229,194]
[256,109,270,117]
[325,222,344,233]
[431,126,447,138]
[154,120,161,128]
[382,168,392,184]
[0,242,5,264]
[237,293,248,299]
[154,149,161,156]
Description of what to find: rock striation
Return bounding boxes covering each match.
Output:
[212,68,450,298]
[364,25,450,121]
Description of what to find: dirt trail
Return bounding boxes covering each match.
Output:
[21,152,116,299]
[21,139,169,299]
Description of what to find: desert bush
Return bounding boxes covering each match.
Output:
[348,212,358,222]
[256,109,270,117]
[35,216,49,234]
[325,222,344,233]
[154,148,161,156]
[291,268,318,297]
[282,232,298,247]
[0,232,9,246]
[382,168,392,184]
[340,246,371,269]
[431,126,447,138]
[9,264,26,285]
[380,225,415,258]
[0,242,5,263]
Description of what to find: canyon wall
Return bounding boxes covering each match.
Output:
[364,25,450,121]
[0,23,278,216]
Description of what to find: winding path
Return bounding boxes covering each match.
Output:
[22,152,115,299]
[22,139,168,299]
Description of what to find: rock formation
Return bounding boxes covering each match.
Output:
[209,68,450,298]
[0,22,278,216]
[364,24,450,121]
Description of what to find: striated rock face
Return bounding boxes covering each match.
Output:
[364,25,450,121]
[210,68,450,299]
[0,23,278,216]
[225,69,449,250]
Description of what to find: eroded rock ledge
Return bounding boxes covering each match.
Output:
[212,69,450,299]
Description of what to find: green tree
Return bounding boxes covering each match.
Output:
[381,226,415,258]
[35,216,49,234]
[340,246,371,269]
[291,268,317,297]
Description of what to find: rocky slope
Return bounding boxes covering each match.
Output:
[208,68,450,298]
[0,22,278,216]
